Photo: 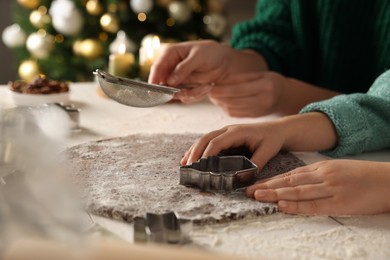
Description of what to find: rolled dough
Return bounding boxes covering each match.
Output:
[65,134,305,225]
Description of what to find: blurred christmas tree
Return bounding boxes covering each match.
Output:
[2,0,227,82]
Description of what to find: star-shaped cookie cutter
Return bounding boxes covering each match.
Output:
[179,156,258,192]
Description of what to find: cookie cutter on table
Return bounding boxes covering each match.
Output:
[134,212,192,244]
[180,156,258,192]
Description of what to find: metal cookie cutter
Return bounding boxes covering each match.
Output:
[134,212,191,244]
[180,156,258,192]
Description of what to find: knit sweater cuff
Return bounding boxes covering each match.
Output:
[300,96,369,157]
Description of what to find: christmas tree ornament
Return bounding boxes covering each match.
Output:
[26,31,54,58]
[137,13,147,22]
[130,0,154,14]
[17,0,40,9]
[99,32,108,41]
[49,0,84,36]
[75,39,103,60]
[2,24,27,48]
[86,0,103,16]
[166,17,175,27]
[168,1,192,24]
[203,13,227,37]
[108,3,118,13]
[109,30,135,54]
[118,1,129,12]
[72,40,83,55]
[29,8,51,29]
[54,34,65,43]
[100,13,120,33]
[18,60,41,82]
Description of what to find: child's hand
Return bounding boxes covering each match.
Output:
[246,160,390,215]
[180,121,285,169]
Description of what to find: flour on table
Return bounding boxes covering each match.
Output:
[65,134,305,225]
[190,213,390,260]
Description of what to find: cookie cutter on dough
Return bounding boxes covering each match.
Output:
[180,156,258,192]
[134,212,192,244]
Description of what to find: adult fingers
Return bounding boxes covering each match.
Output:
[179,68,227,85]
[166,49,211,86]
[149,45,183,84]
[175,85,213,104]
[209,97,270,118]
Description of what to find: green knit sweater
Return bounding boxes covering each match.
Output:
[230,0,390,93]
[300,70,390,157]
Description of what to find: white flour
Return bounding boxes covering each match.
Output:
[190,213,390,259]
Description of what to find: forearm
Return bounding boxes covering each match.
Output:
[275,112,338,152]
[275,78,340,115]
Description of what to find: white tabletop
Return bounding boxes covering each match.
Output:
[1,83,390,259]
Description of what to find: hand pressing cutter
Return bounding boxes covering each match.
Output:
[180,156,258,192]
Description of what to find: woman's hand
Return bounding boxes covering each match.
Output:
[174,71,290,116]
[246,160,390,216]
[149,40,269,107]
[207,71,289,117]
[181,121,286,170]
[149,40,234,87]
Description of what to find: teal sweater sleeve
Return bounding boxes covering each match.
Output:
[300,70,390,157]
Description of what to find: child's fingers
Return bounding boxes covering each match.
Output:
[246,169,323,197]
[186,128,227,164]
[253,183,331,202]
[277,198,335,215]
[181,143,195,165]
[201,131,243,158]
[250,139,280,171]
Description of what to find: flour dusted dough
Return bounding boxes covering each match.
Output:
[65,134,305,224]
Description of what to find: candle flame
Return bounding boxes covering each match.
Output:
[152,36,160,49]
[118,43,126,54]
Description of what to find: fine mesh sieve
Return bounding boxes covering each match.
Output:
[94,69,181,107]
